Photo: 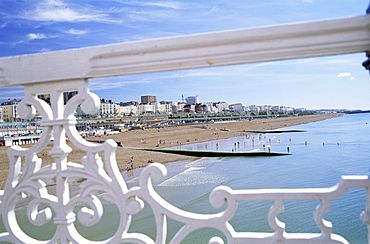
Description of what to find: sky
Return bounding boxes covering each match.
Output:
[0,0,370,110]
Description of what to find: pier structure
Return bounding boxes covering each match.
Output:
[0,4,369,243]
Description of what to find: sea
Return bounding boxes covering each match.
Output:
[3,113,370,243]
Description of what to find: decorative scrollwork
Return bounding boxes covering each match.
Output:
[0,80,369,243]
[268,199,285,238]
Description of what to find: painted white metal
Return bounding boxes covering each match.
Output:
[0,12,369,244]
[0,15,370,86]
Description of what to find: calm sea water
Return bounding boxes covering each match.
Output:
[126,113,370,243]
[3,113,370,243]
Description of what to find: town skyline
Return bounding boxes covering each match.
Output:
[0,1,370,110]
[3,92,363,123]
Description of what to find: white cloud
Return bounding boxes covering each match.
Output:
[206,6,219,15]
[28,33,47,40]
[65,28,88,35]
[0,21,9,28]
[90,78,153,90]
[20,0,114,23]
[27,33,57,40]
[337,72,352,77]
[0,88,24,101]
[120,1,189,10]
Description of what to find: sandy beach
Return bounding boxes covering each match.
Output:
[0,114,340,188]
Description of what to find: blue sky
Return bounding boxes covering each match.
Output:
[0,0,369,109]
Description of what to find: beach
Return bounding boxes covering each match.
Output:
[0,113,340,188]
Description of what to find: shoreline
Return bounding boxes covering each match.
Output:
[0,113,341,188]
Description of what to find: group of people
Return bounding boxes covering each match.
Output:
[156,139,166,147]
[126,156,155,177]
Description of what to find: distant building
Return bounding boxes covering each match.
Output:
[137,104,156,114]
[38,94,51,104]
[1,99,20,121]
[271,106,280,113]
[63,91,78,104]
[286,107,294,113]
[202,102,218,113]
[229,103,244,113]
[183,104,195,113]
[214,101,229,113]
[294,107,307,112]
[185,96,199,105]
[247,105,259,113]
[120,104,138,115]
[141,95,156,104]
[100,99,117,117]
[171,102,184,114]
[37,91,77,105]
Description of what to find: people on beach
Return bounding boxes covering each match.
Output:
[127,156,134,176]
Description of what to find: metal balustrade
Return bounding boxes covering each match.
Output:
[0,6,370,244]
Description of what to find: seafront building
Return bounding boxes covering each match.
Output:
[141,95,156,104]
[0,94,315,121]
[0,99,19,122]
[185,95,199,104]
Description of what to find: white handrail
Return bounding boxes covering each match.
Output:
[0,15,369,86]
[0,10,369,244]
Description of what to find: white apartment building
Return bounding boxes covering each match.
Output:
[120,104,138,115]
[215,102,229,113]
[286,107,294,113]
[271,106,280,112]
[1,99,19,121]
[294,107,307,112]
[263,105,272,112]
[279,106,287,113]
[229,103,244,113]
[100,99,117,117]
[202,102,219,113]
[247,105,259,113]
[137,104,156,114]
[171,102,185,114]
[155,102,173,114]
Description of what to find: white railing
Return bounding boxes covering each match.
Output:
[0,9,370,244]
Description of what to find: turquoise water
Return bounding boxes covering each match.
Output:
[2,113,370,243]
[126,113,370,243]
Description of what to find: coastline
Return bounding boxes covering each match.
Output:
[0,113,341,188]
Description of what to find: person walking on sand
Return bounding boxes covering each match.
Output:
[129,156,134,176]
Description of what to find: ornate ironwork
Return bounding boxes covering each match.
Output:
[0,80,367,243]
[0,8,369,243]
